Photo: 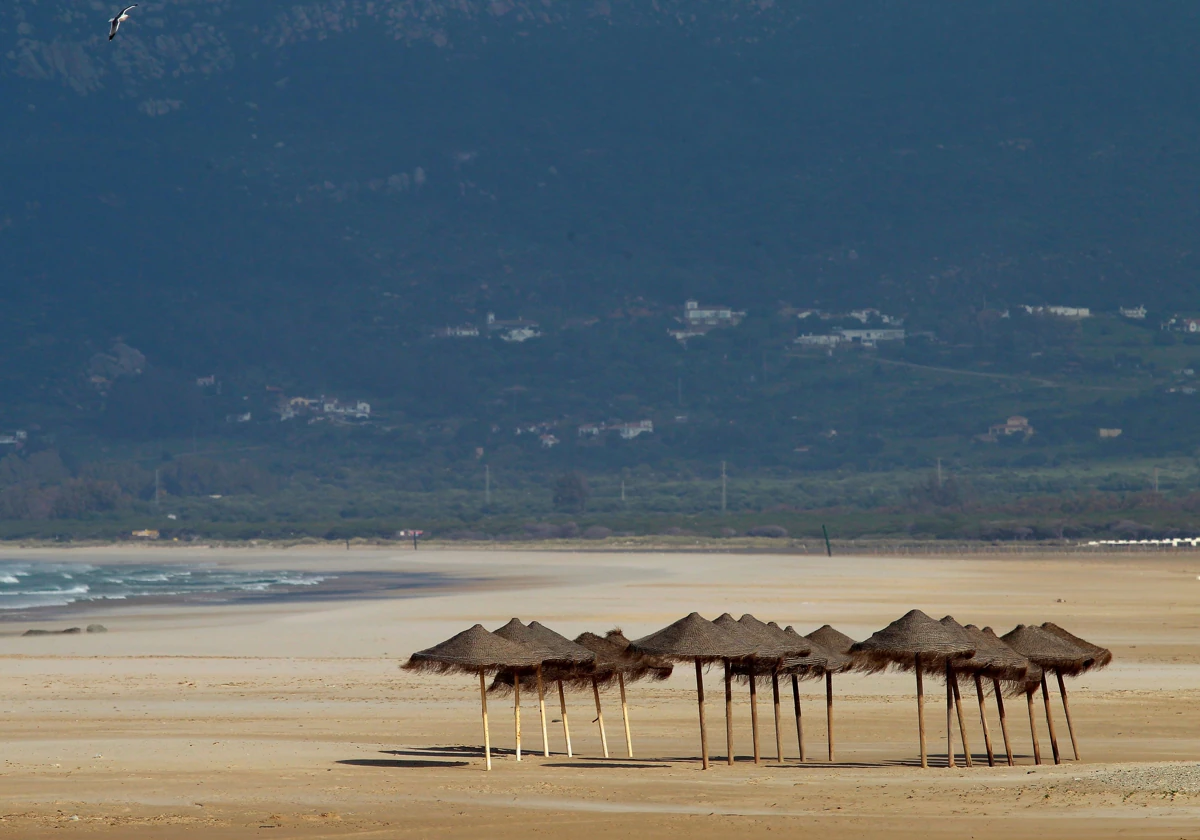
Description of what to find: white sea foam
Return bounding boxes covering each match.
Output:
[0,562,328,611]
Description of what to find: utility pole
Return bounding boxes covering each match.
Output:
[721,461,727,515]
[485,465,491,507]
[936,458,943,488]
[620,479,626,505]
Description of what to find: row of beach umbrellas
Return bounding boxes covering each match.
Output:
[404,610,1111,771]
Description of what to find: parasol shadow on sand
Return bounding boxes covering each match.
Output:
[1039,622,1112,761]
[628,613,757,769]
[849,609,975,769]
[403,624,541,771]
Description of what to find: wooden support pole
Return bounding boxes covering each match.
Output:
[619,673,633,759]
[536,666,549,757]
[1040,674,1061,765]
[792,673,804,761]
[993,678,1014,766]
[772,673,783,763]
[558,680,573,758]
[916,653,927,769]
[946,661,956,768]
[724,660,735,765]
[974,674,995,767]
[514,677,522,761]
[480,670,492,771]
[825,671,835,762]
[1056,672,1081,761]
[592,678,609,759]
[1026,689,1042,765]
[696,660,710,769]
[749,675,761,765]
[951,674,972,767]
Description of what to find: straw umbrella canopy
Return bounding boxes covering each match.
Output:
[1038,622,1112,761]
[1002,624,1092,765]
[957,624,1032,766]
[1040,623,1112,670]
[403,624,542,771]
[807,625,858,660]
[628,613,757,769]
[492,619,595,759]
[849,609,975,768]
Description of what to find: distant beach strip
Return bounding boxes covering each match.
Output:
[0,562,475,618]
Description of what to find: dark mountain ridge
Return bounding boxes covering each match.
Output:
[4,1,1200,407]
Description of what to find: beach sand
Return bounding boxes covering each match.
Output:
[0,545,1197,838]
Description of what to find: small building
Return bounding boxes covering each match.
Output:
[131,529,161,540]
[1098,428,1123,439]
[577,423,603,437]
[683,299,745,327]
[487,313,541,342]
[1022,305,1091,319]
[432,325,480,339]
[1185,319,1200,333]
[1119,305,1147,320]
[613,419,654,439]
[978,415,1035,442]
[795,334,845,347]
[539,433,560,448]
[196,375,217,387]
[0,430,26,447]
[835,328,906,345]
[499,325,542,343]
[226,412,252,424]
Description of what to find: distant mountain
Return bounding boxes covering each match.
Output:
[5,1,1200,401]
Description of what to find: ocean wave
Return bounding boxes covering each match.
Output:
[0,563,330,611]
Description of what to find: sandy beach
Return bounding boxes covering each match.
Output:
[0,545,1197,838]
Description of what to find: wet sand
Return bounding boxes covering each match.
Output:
[0,546,1197,838]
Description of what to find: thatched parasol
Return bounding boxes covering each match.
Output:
[736,615,811,764]
[1002,625,1090,766]
[713,613,793,765]
[404,624,541,771]
[493,618,595,759]
[850,609,975,768]
[1039,622,1112,762]
[629,613,757,769]
[959,625,1031,766]
[803,625,857,763]
[572,630,673,759]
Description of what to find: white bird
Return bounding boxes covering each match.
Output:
[109,4,137,40]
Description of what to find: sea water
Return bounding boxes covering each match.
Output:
[0,562,326,610]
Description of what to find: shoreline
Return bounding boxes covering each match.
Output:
[5,535,1200,556]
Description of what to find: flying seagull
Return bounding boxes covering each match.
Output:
[109,4,137,40]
